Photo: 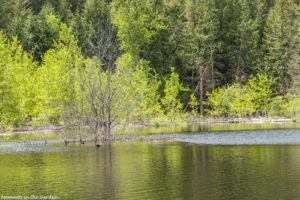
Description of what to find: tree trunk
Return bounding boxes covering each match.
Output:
[237,42,242,81]
[199,67,204,116]
[94,121,98,147]
[107,60,112,141]
[210,40,215,90]
[64,127,68,145]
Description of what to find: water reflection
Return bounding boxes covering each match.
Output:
[128,123,300,135]
[1,142,300,199]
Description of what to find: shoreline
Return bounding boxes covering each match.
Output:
[1,117,299,135]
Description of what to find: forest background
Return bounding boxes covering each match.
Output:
[1,0,300,137]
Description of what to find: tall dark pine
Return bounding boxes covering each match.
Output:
[262,0,290,92]
[185,0,219,115]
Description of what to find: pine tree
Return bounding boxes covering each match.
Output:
[220,0,241,82]
[235,0,260,80]
[143,0,187,78]
[287,1,300,94]
[262,0,291,92]
[8,0,32,45]
[28,4,61,61]
[185,0,219,115]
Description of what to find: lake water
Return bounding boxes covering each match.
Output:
[2,128,300,200]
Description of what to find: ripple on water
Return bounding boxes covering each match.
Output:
[1,129,300,154]
[0,140,97,154]
[171,129,300,145]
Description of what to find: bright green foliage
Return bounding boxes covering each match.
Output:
[110,53,163,124]
[205,84,255,117]
[34,23,82,125]
[270,96,289,117]
[205,87,226,117]
[284,93,300,117]
[1,0,300,130]
[205,75,275,117]
[270,93,300,118]
[0,31,36,128]
[72,58,92,127]
[79,52,163,130]
[111,0,164,54]
[161,67,188,121]
[188,94,199,117]
[247,74,275,114]
[228,85,256,117]
[131,64,163,122]
[104,53,139,125]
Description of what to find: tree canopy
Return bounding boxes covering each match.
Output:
[1,0,300,134]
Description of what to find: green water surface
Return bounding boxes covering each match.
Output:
[1,142,300,200]
[1,124,300,200]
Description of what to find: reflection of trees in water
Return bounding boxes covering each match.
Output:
[3,143,300,199]
[94,143,114,200]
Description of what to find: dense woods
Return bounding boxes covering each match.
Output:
[1,0,300,138]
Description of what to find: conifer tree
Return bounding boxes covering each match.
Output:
[185,0,219,115]
[287,1,300,94]
[262,0,290,92]
[8,0,32,46]
[235,0,260,79]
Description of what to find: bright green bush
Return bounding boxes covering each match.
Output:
[161,67,188,121]
[270,93,300,118]
[205,74,275,118]
[205,84,255,118]
[188,94,199,116]
[205,87,225,117]
[247,74,275,115]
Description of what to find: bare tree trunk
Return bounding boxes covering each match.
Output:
[74,71,83,144]
[197,66,204,116]
[64,127,68,145]
[78,126,84,144]
[107,67,111,141]
[93,17,119,142]
[210,41,215,90]
[199,66,204,116]
[236,37,243,81]
[98,66,107,140]
[94,121,98,147]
